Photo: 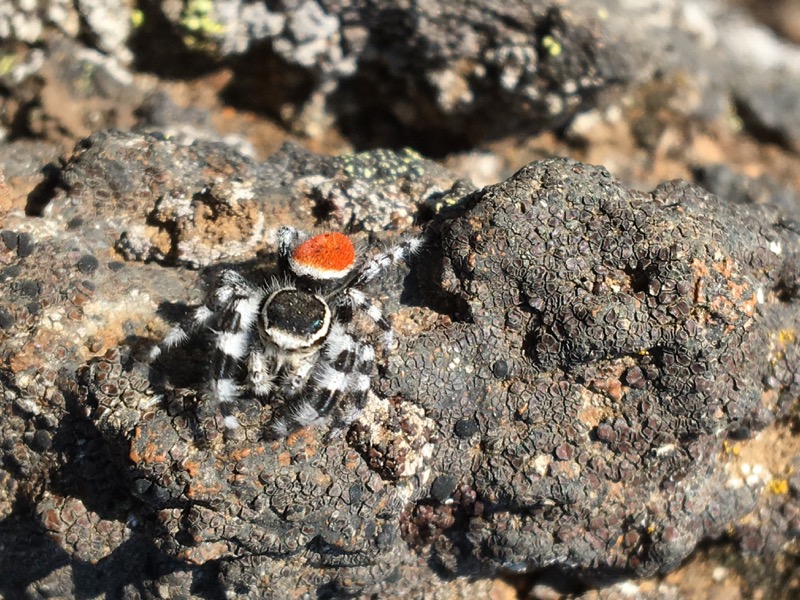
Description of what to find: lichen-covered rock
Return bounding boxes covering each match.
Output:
[144,0,627,145]
[44,130,467,268]
[382,158,800,576]
[0,133,468,597]
[136,0,800,154]
[2,142,800,597]
[0,0,132,61]
[0,37,141,152]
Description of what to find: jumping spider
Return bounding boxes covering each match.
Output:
[151,226,423,438]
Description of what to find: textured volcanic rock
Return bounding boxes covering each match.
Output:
[3,134,797,597]
[383,159,800,577]
[4,1,800,157]
[129,0,800,152]
[138,0,628,148]
[0,0,133,61]
[41,130,468,268]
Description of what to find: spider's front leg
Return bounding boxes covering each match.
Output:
[340,288,395,355]
[266,323,375,439]
[206,271,266,429]
[352,234,425,287]
[340,232,426,354]
[149,305,214,362]
[276,225,305,273]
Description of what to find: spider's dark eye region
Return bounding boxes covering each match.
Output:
[267,289,326,335]
[261,288,331,349]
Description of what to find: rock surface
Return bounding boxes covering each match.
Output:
[1,0,800,598]
[2,136,799,596]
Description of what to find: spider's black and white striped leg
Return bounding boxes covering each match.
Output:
[342,288,394,356]
[147,304,214,402]
[149,304,215,362]
[327,339,375,437]
[276,226,305,271]
[206,271,266,429]
[352,235,425,287]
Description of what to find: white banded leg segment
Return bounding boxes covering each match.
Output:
[354,235,424,286]
[276,226,304,268]
[325,340,375,437]
[343,288,393,358]
[348,341,374,410]
[214,270,256,306]
[344,289,391,334]
[212,377,241,429]
[216,330,250,359]
[322,323,356,361]
[149,303,216,361]
[310,364,349,417]
[267,400,323,440]
[215,292,263,336]
[207,277,264,429]
[291,401,325,427]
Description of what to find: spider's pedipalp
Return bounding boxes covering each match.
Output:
[248,349,276,398]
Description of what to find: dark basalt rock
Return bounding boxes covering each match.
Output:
[384,158,800,577]
[1,140,799,597]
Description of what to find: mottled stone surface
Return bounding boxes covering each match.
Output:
[0,0,797,598]
[2,137,798,597]
[136,0,629,147]
[41,130,466,269]
[3,0,800,157]
[384,159,800,576]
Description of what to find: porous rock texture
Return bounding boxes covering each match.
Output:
[2,134,799,597]
[131,0,800,153]
[173,0,628,146]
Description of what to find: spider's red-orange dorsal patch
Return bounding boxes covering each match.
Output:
[292,232,356,275]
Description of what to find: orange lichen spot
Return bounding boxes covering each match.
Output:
[590,376,623,402]
[277,450,292,467]
[129,431,142,463]
[230,448,252,461]
[292,232,355,275]
[187,481,223,498]
[182,459,201,477]
[180,541,229,564]
[140,442,167,464]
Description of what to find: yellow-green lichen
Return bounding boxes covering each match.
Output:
[340,148,428,185]
[723,440,741,456]
[0,54,18,76]
[131,8,145,28]
[767,479,789,495]
[541,35,562,58]
[180,0,225,50]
